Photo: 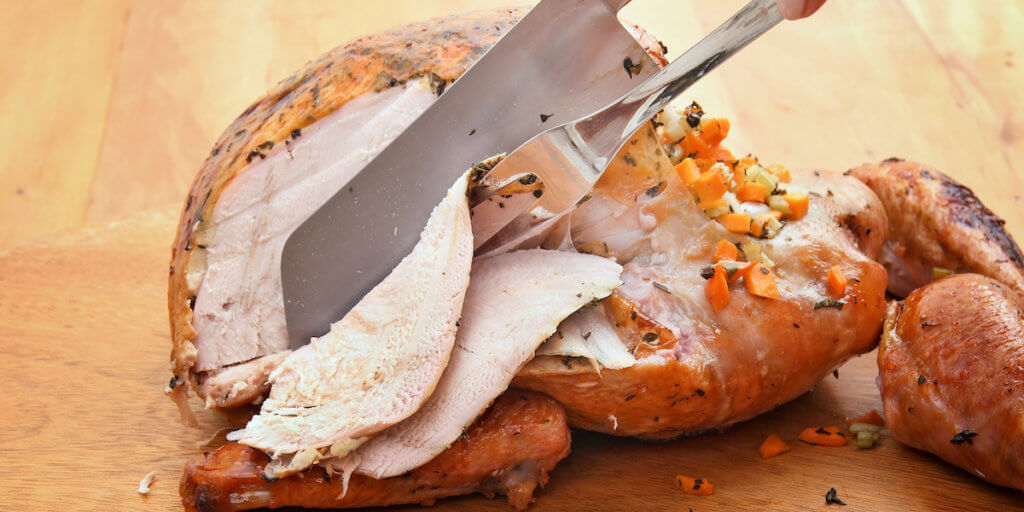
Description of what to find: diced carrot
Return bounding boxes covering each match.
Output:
[750,212,775,238]
[712,239,738,262]
[745,263,779,299]
[681,131,710,157]
[798,426,847,446]
[731,162,746,187]
[694,168,728,203]
[699,145,735,162]
[700,118,731,146]
[736,182,767,203]
[783,192,809,220]
[705,265,730,313]
[718,213,751,234]
[845,410,885,426]
[675,158,701,185]
[767,163,792,182]
[769,210,784,221]
[699,198,727,211]
[736,156,759,171]
[758,434,792,459]
[827,266,847,296]
[675,475,715,496]
[693,158,716,172]
[729,261,756,283]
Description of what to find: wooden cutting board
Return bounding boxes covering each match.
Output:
[1,209,1022,512]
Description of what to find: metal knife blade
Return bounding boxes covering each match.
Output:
[281,0,657,348]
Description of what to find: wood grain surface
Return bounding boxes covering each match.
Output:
[2,0,1024,511]
[2,0,1022,249]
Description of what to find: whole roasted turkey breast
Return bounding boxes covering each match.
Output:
[166,8,669,420]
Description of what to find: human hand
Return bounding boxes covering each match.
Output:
[777,0,826,20]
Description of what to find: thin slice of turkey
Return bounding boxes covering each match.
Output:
[350,249,623,479]
[535,303,636,370]
[233,171,473,467]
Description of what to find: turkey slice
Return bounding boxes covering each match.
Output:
[536,303,636,370]
[352,249,623,478]
[234,172,474,471]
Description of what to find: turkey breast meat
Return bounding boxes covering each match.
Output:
[167,7,667,417]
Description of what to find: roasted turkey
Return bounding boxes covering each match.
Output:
[514,115,888,439]
[181,390,571,511]
[848,158,1024,297]
[878,273,1024,491]
[164,5,997,511]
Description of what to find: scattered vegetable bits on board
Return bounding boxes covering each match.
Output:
[758,433,792,459]
[798,426,847,446]
[675,475,715,495]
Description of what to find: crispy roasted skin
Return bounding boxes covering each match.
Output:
[180,390,570,511]
[514,165,889,439]
[849,158,1024,297]
[878,274,1024,491]
[166,9,526,415]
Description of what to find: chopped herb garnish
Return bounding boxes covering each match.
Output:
[917,375,927,385]
[533,189,543,198]
[625,393,636,401]
[290,128,301,139]
[814,299,845,310]
[540,113,553,123]
[168,375,180,389]
[582,331,592,340]
[645,181,665,197]
[824,487,846,506]
[700,266,715,280]
[468,128,476,136]
[642,332,659,343]
[833,369,839,379]
[622,56,643,78]
[623,154,638,166]
[950,429,977,445]
[519,174,538,185]
[686,112,702,128]
[694,388,705,397]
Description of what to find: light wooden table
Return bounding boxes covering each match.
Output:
[1,0,1021,251]
[1,1,1023,511]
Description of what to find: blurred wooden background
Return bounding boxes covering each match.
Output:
[1,0,1021,252]
[2,2,1024,511]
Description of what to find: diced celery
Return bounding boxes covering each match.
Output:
[741,241,762,262]
[849,422,881,433]
[768,195,791,215]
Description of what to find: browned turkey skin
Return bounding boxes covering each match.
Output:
[180,390,571,512]
[848,158,1024,297]
[878,273,1024,491]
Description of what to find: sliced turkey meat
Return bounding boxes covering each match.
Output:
[535,304,636,371]
[233,172,473,472]
[166,8,667,416]
[351,249,622,479]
